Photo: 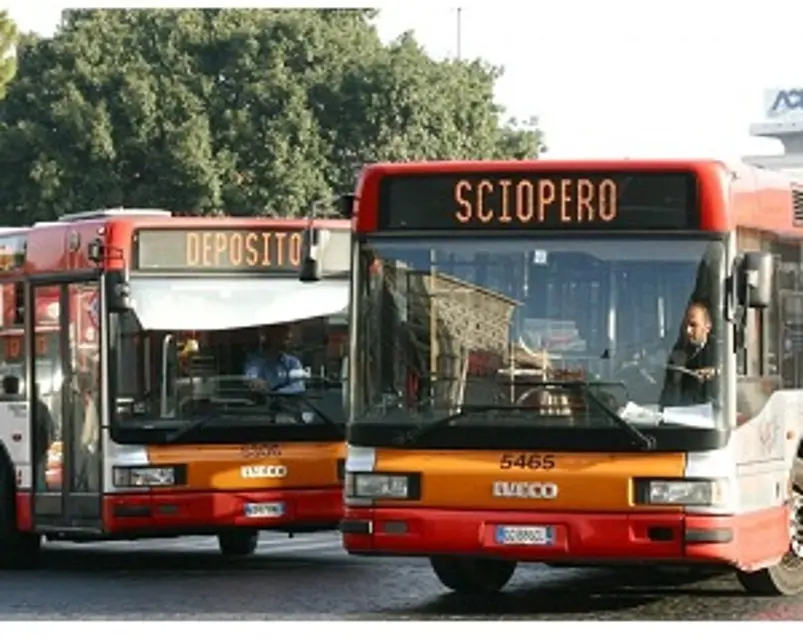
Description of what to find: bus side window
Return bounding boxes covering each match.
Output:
[116,310,145,398]
[738,278,776,380]
[781,293,803,388]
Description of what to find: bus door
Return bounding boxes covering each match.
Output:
[28,278,104,533]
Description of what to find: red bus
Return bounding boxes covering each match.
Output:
[0,208,350,566]
[306,159,803,596]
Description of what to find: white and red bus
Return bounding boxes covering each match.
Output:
[0,208,350,566]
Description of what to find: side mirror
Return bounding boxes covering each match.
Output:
[339,194,355,219]
[104,270,131,312]
[299,257,321,283]
[161,334,178,417]
[739,251,773,309]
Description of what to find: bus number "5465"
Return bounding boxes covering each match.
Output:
[499,453,555,470]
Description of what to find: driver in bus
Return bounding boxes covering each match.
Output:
[659,301,717,406]
[243,323,306,395]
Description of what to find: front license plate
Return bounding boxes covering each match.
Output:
[495,525,554,546]
[244,502,285,518]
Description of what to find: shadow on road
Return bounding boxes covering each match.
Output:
[24,544,354,574]
[0,548,771,621]
[0,542,380,619]
[374,566,743,619]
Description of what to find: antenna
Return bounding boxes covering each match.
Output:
[456,7,462,60]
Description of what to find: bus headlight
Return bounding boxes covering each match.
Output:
[635,478,728,507]
[345,472,420,500]
[113,465,185,488]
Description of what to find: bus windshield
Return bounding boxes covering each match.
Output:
[113,277,349,433]
[353,235,725,430]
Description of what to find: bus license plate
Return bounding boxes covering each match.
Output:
[244,502,285,518]
[495,525,554,546]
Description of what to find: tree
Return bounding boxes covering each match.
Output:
[0,11,18,100]
[495,116,547,159]
[0,9,545,224]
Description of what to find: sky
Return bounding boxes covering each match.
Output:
[1,0,799,161]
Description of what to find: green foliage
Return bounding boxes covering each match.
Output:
[0,9,545,224]
[0,11,18,100]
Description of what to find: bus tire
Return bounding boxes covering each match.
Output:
[737,484,803,596]
[218,531,259,556]
[0,461,41,569]
[430,555,516,594]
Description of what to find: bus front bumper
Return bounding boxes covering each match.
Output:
[102,487,343,535]
[340,506,789,570]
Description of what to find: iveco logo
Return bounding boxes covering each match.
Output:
[241,465,288,479]
[492,481,559,500]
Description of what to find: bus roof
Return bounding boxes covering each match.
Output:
[0,211,350,277]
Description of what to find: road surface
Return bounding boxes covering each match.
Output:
[0,532,800,620]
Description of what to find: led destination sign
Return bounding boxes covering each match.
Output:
[377,171,698,231]
[135,228,304,272]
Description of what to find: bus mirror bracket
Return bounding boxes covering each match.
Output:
[88,238,104,265]
[738,251,773,309]
[299,227,322,283]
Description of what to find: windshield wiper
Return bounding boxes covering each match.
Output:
[519,380,655,451]
[573,382,656,451]
[165,393,343,444]
[402,405,537,444]
[264,392,343,432]
[165,416,217,444]
[401,381,656,451]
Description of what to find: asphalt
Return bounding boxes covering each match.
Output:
[0,532,802,620]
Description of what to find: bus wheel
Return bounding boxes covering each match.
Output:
[430,555,516,594]
[0,465,40,569]
[218,531,259,556]
[737,486,803,596]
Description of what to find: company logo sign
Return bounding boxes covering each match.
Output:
[240,465,288,479]
[492,481,559,500]
[767,88,803,118]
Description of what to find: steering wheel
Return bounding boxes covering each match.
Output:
[665,363,717,381]
[614,359,718,390]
